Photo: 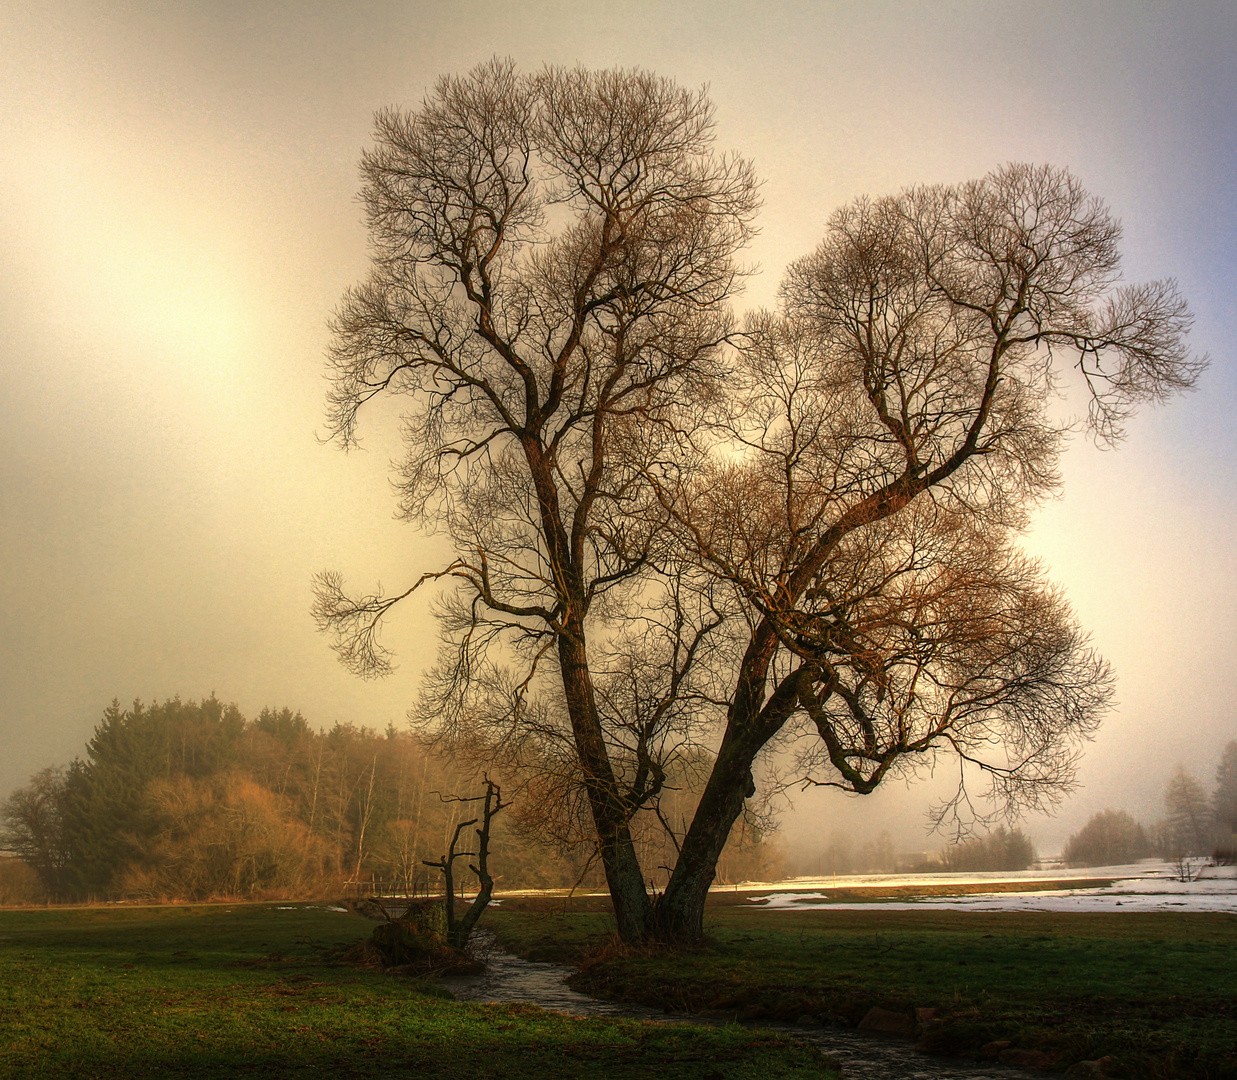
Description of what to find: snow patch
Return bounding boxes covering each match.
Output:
[748,861,1237,914]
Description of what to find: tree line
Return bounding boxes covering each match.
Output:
[1061,742,1237,867]
[786,825,1038,878]
[0,696,777,903]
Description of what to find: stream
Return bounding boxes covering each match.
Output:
[439,934,1046,1080]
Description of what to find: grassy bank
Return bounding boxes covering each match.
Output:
[487,901,1237,1079]
[0,903,832,1079]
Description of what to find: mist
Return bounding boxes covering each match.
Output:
[3,1,1235,863]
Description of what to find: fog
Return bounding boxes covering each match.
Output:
[3,0,1235,859]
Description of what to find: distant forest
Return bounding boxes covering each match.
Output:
[6,700,1232,904]
[1058,748,1237,869]
[0,696,779,904]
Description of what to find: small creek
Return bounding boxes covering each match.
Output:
[439,934,1042,1080]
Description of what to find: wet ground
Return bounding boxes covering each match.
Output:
[440,933,1044,1080]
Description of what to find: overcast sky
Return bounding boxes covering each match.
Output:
[2,0,1234,855]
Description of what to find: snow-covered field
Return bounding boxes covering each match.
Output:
[739,860,1237,913]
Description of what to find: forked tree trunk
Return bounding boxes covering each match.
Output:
[449,780,504,949]
[522,442,656,942]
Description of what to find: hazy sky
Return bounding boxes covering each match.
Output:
[2,0,1234,855]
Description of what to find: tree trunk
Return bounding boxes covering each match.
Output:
[653,725,761,943]
[655,626,784,944]
[558,623,653,943]
[449,781,502,949]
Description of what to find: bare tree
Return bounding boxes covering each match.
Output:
[422,780,506,949]
[644,164,1201,939]
[317,59,1202,945]
[316,59,758,942]
[0,766,72,899]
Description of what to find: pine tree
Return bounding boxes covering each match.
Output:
[1213,741,1237,849]
[1162,766,1211,856]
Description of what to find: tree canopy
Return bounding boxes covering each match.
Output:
[317,61,1203,943]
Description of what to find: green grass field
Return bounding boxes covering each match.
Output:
[0,903,832,1080]
[488,901,1237,1079]
[4,898,1234,1079]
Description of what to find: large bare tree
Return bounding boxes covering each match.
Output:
[315,59,758,942]
[650,164,1201,938]
[317,59,1202,944]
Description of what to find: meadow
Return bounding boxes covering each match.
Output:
[0,902,830,1080]
[489,896,1237,1078]
[3,895,1234,1079]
